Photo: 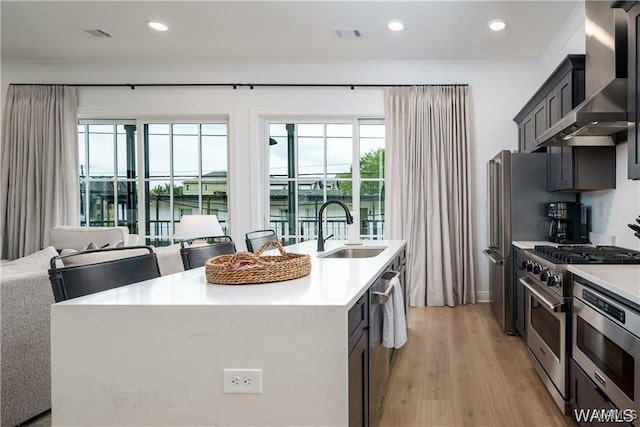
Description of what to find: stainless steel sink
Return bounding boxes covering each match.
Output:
[319,247,386,259]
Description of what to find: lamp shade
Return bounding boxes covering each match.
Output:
[174,215,224,240]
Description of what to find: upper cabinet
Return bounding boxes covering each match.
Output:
[630,2,640,179]
[514,55,585,154]
[612,1,640,179]
[547,146,616,191]
[514,55,617,191]
[621,1,640,179]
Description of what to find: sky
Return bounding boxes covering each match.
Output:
[79,122,384,181]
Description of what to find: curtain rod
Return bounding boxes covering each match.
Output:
[15,82,468,90]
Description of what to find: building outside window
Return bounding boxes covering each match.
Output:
[144,123,228,246]
[268,120,384,243]
[78,122,138,234]
[78,121,228,246]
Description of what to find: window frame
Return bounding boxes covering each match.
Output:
[264,117,385,243]
[78,119,137,231]
[77,117,230,246]
[139,119,230,245]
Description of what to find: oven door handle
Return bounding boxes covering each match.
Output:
[520,277,565,312]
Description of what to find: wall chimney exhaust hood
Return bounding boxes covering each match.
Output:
[537,1,628,147]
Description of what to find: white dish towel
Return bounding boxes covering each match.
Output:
[382,276,408,349]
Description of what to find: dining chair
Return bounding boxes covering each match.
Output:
[180,235,236,270]
[245,229,279,252]
[48,246,161,302]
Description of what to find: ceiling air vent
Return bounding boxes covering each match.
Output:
[83,29,113,38]
[333,28,361,39]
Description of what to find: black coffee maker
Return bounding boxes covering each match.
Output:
[547,202,588,244]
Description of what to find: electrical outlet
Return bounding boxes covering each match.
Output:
[223,369,262,394]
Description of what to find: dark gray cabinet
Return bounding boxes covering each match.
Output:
[390,247,407,315]
[348,292,369,427]
[548,146,616,191]
[569,359,621,427]
[547,146,573,190]
[547,71,575,125]
[348,247,407,427]
[518,113,535,154]
[514,55,584,153]
[512,246,527,340]
[546,72,577,191]
[543,63,615,192]
[517,104,543,153]
[514,55,616,191]
[626,2,640,179]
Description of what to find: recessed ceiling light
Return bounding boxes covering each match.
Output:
[388,20,404,32]
[147,21,169,32]
[488,19,507,32]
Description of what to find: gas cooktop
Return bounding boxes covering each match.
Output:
[533,245,640,264]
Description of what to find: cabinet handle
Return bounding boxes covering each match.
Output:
[483,250,503,265]
[594,371,606,388]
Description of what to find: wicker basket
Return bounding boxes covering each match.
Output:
[204,241,311,285]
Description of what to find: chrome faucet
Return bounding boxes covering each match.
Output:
[317,200,354,252]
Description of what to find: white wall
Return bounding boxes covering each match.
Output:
[2,60,545,301]
[538,1,586,79]
[581,143,640,251]
[536,2,640,251]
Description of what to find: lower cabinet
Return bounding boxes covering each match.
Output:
[348,292,369,427]
[347,247,407,427]
[349,329,369,427]
[569,359,624,427]
[512,246,527,340]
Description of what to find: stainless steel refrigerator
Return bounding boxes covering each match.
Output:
[483,150,574,334]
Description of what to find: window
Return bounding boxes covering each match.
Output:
[268,120,384,243]
[144,123,228,246]
[78,122,138,233]
[358,122,385,239]
[78,121,228,246]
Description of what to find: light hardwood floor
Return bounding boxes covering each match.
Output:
[380,303,575,427]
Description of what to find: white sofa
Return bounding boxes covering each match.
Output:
[49,226,140,251]
[0,244,183,426]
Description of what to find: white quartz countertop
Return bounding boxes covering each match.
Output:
[55,239,406,308]
[512,241,559,250]
[568,265,640,307]
[511,241,585,249]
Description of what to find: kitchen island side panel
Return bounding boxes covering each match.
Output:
[51,304,348,426]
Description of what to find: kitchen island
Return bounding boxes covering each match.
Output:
[50,239,406,426]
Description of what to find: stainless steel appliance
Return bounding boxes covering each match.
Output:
[368,270,400,427]
[573,278,640,418]
[548,202,588,244]
[519,248,573,412]
[538,1,628,147]
[484,150,574,334]
[519,245,640,414]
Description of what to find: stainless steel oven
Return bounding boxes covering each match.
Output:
[521,275,569,412]
[573,279,640,416]
[520,245,640,417]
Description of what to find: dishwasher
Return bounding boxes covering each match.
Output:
[369,269,400,427]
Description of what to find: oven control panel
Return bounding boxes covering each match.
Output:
[583,289,626,324]
[521,259,562,288]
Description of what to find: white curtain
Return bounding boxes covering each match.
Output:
[385,85,475,306]
[1,85,79,260]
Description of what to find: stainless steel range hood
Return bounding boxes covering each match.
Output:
[537,1,628,147]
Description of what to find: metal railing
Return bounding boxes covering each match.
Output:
[82,218,384,247]
[270,218,385,242]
